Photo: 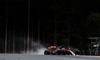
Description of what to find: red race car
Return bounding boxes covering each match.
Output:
[44,46,69,55]
[44,46,81,55]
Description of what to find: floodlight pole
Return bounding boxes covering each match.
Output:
[5,14,8,53]
[38,18,40,50]
[27,0,30,52]
[13,28,15,53]
[5,0,8,53]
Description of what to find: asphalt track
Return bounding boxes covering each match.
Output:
[0,54,100,60]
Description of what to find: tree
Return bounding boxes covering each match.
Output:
[87,13,100,37]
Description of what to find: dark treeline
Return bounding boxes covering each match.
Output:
[0,0,100,53]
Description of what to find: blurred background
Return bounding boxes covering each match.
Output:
[0,0,100,55]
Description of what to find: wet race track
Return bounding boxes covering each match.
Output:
[0,54,100,60]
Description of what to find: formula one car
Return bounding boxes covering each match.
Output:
[44,46,71,55]
[44,46,57,55]
[44,46,81,55]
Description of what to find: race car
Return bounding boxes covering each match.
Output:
[44,46,81,55]
[44,46,57,55]
[44,46,70,55]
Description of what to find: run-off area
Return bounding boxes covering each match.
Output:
[0,54,100,60]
